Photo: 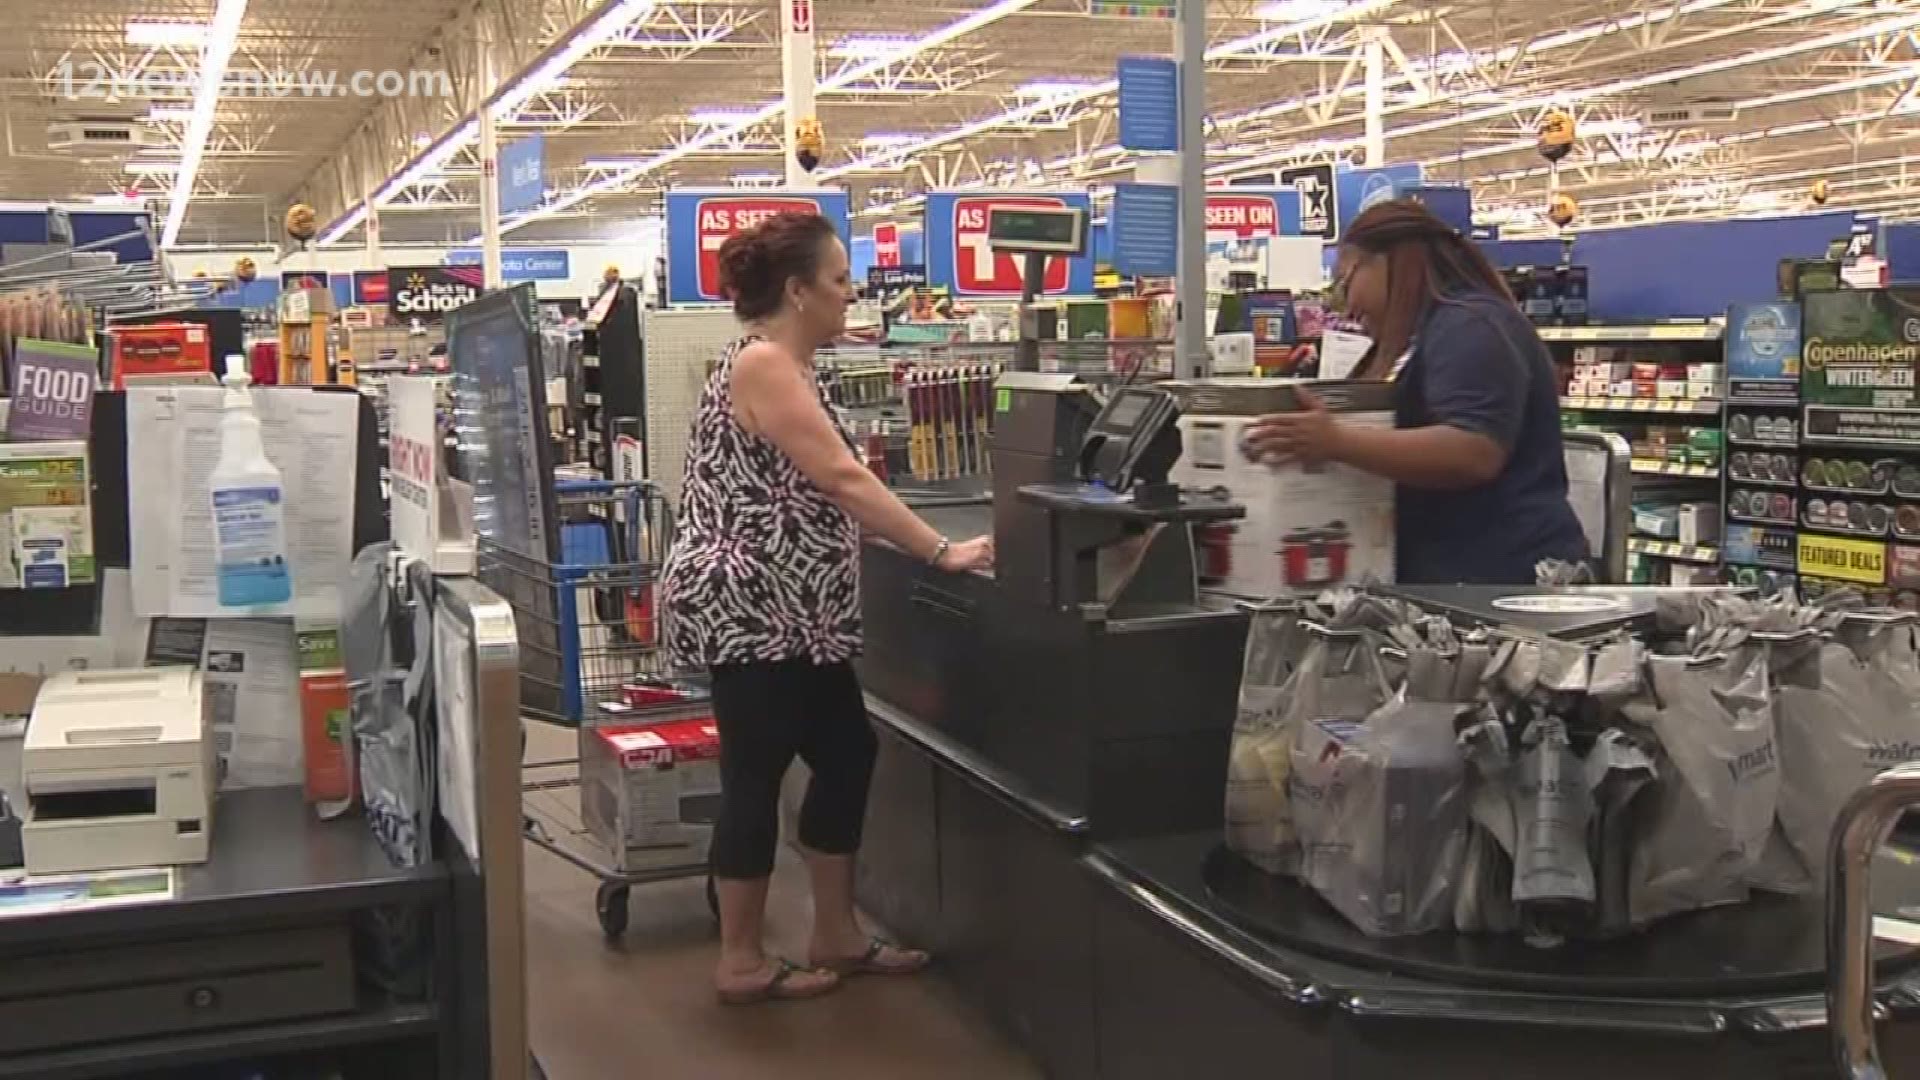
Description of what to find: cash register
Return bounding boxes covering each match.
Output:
[1013,383,1242,614]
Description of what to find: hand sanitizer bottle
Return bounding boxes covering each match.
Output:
[210,354,293,607]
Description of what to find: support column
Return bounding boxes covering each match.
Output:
[782,0,818,189]
[1364,28,1386,167]
[1175,0,1209,379]
[477,26,504,289]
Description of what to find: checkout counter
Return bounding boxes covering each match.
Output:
[854,373,1920,1078]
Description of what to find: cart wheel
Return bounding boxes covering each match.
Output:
[596,882,630,940]
[705,873,720,922]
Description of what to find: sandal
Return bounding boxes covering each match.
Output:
[814,937,931,978]
[716,959,841,1005]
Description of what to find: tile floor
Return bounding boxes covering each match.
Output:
[523,841,1042,1080]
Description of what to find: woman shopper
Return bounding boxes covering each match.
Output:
[660,211,994,1005]
[1243,198,1587,584]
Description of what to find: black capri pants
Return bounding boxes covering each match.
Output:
[707,658,878,880]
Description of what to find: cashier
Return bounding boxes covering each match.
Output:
[1244,199,1587,584]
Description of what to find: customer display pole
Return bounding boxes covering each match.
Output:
[1015,253,1045,371]
[782,0,818,189]
[1175,0,1209,379]
[477,27,505,290]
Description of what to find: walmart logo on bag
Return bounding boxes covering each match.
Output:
[1726,739,1779,782]
[1868,741,1920,764]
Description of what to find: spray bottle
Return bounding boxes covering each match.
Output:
[210,354,293,607]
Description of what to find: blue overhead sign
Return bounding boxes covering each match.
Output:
[1117,56,1180,153]
[499,134,546,216]
[1112,183,1179,277]
[922,191,1095,298]
[664,189,852,304]
[445,248,572,281]
[1335,162,1424,236]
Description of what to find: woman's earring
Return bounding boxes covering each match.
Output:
[797,298,807,315]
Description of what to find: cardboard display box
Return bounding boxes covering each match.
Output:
[1164,379,1396,598]
[580,717,721,874]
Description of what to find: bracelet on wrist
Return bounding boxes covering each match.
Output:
[929,537,951,566]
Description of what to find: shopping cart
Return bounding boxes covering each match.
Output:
[483,479,719,940]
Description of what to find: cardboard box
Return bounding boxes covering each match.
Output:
[1688,380,1720,401]
[1165,378,1396,598]
[1657,379,1690,399]
[1678,503,1720,547]
[581,718,721,874]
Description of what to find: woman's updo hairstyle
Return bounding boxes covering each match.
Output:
[716,211,840,321]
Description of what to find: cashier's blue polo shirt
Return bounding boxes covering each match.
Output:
[1392,289,1587,585]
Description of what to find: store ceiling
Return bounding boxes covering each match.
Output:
[5,0,1920,251]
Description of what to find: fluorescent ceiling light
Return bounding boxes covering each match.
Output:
[688,109,762,126]
[1257,0,1350,20]
[126,20,208,48]
[160,0,248,248]
[490,0,656,120]
[861,133,924,148]
[1222,0,1897,179]
[831,36,915,58]
[730,171,783,185]
[125,160,179,174]
[581,157,644,170]
[146,106,194,122]
[493,0,1046,238]
[1015,80,1103,99]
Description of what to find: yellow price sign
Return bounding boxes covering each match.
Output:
[1798,533,1888,585]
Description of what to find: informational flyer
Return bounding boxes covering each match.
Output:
[126,386,357,618]
[0,868,175,920]
[200,618,302,790]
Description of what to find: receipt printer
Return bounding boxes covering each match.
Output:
[21,667,213,875]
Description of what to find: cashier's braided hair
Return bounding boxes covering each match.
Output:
[1341,199,1515,380]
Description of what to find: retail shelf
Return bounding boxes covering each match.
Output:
[1727,436,1799,450]
[1730,474,1797,489]
[0,1002,438,1080]
[1630,459,1720,479]
[1562,397,1723,416]
[1628,538,1721,564]
[1538,323,1722,344]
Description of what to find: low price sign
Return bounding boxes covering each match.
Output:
[664,189,852,304]
[923,191,1095,297]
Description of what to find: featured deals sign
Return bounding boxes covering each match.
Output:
[387,265,484,323]
[923,191,1095,298]
[664,189,853,304]
[1203,189,1301,241]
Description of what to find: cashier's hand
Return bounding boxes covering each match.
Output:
[936,535,995,573]
[1243,387,1345,467]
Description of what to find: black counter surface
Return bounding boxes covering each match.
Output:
[1090,831,1920,1029]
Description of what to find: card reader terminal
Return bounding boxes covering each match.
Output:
[1078,385,1183,498]
[21,666,214,875]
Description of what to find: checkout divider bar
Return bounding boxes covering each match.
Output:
[428,573,533,1080]
[863,695,1088,835]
